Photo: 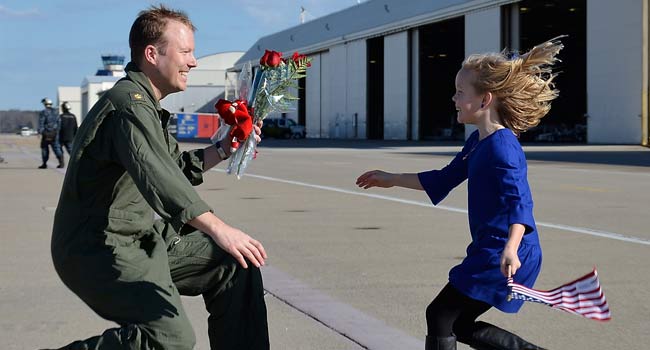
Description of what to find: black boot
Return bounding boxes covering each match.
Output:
[467,322,545,350]
[426,335,457,350]
[38,163,47,169]
[57,156,65,168]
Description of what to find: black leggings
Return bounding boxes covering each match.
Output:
[426,283,491,342]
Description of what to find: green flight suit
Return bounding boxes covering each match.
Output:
[50,63,269,350]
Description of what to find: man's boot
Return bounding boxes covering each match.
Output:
[38,163,47,169]
[467,322,545,350]
[57,156,65,168]
[425,335,457,350]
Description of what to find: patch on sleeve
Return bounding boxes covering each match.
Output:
[130,92,144,101]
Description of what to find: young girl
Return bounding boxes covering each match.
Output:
[356,38,563,350]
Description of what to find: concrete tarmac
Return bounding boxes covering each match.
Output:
[1,134,649,349]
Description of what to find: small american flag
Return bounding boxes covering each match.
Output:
[507,268,611,322]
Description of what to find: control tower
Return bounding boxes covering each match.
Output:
[95,55,126,76]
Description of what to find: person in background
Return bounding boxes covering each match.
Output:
[38,97,64,169]
[58,101,78,155]
[356,38,564,350]
[46,5,269,350]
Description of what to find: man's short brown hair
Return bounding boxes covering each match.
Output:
[129,4,196,66]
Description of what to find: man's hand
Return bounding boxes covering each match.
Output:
[211,222,267,269]
[189,212,267,269]
[253,120,262,143]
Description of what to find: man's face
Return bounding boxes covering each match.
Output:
[155,20,197,97]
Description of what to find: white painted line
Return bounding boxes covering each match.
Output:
[213,169,650,246]
[19,141,647,247]
[534,221,650,245]
[262,265,423,350]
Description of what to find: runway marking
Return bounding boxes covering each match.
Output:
[18,136,646,247]
[213,169,650,246]
[262,265,422,350]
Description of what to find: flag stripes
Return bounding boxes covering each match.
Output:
[507,268,611,321]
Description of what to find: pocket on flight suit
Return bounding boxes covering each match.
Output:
[105,208,147,236]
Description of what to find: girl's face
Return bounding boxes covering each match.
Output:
[452,68,484,125]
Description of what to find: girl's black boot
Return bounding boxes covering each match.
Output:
[467,322,546,350]
[425,335,457,350]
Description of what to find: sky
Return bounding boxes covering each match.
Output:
[0,0,363,111]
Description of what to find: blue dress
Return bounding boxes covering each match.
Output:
[418,129,542,313]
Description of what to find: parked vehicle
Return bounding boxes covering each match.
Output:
[20,127,37,136]
[261,118,306,139]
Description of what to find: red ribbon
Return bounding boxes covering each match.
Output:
[215,99,254,148]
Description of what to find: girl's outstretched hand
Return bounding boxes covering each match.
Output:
[356,170,395,189]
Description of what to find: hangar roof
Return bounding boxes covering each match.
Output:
[236,0,517,66]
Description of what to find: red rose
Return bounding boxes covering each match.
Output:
[267,50,282,67]
[290,52,311,67]
[260,49,282,68]
[259,50,271,66]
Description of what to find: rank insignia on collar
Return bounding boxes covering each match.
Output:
[130,92,144,101]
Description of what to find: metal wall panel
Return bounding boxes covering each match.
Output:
[588,0,643,144]
[384,31,409,140]
[464,6,501,139]
[306,53,322,138]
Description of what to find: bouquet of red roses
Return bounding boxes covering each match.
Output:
[213,50,311,178]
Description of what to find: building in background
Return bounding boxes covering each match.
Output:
[79,55,125,119]
[56,55,125,123]
[233,0,649,145]
[95,55,127,77]
[80,76,122,120]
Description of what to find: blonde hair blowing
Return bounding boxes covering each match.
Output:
[462,37,564,135]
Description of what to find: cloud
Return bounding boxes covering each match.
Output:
[0,5,41,18]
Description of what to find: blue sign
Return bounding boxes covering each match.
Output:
[176,113,197,138]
